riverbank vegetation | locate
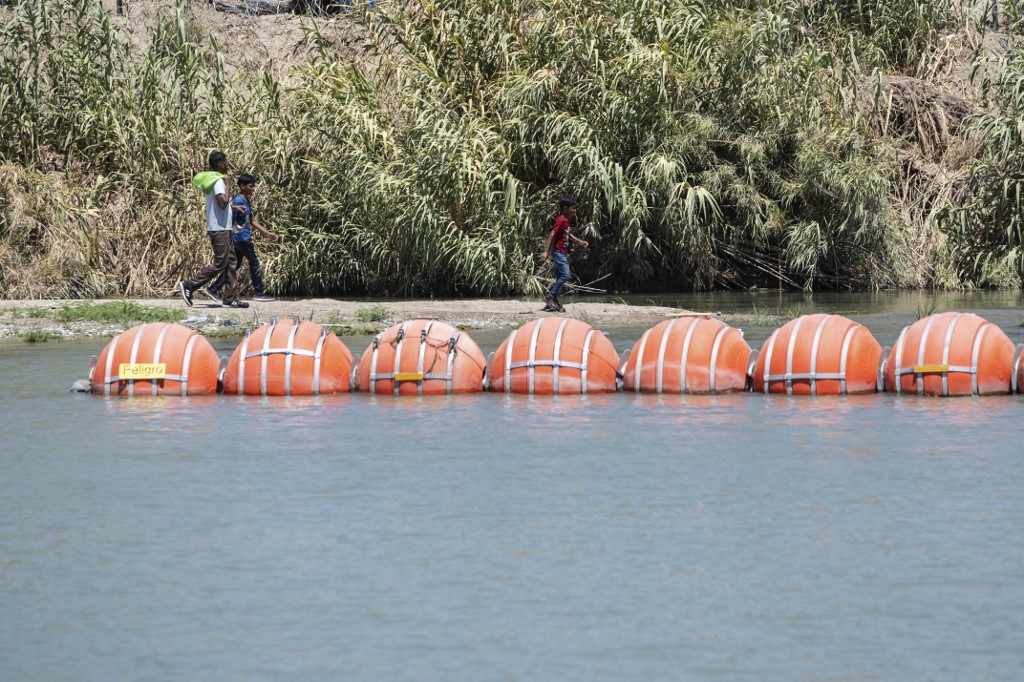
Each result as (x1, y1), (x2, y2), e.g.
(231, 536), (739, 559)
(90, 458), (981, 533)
(1, 0), (1023, 298)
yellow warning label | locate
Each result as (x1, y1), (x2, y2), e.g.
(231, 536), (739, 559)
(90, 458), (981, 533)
(394, 372), (424, 381)
(912, 364), (949, 373)
(119, 363), (167, 380)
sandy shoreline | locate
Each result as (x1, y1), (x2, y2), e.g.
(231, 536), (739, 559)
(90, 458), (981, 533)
(0, 297), (718, 340)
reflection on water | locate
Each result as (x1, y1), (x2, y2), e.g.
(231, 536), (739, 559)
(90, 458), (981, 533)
(2, 306), (1024, 680)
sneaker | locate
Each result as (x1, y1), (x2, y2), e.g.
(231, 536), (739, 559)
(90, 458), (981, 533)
(179, 281), (193, 307)
(224, 300), (249, 309)
(202, 287), (221, 302)
(252, 293), (275, 302)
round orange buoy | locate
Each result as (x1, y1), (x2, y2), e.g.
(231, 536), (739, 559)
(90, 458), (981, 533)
(353, 319), (486, 395)
(620, 317), (751, 394)
(752, 314), (881, 395)
(882, 311), (1014, 396)
(222, 318), (353, 396)
(89, 323), (220, 396)
(486, 316), (619, 394)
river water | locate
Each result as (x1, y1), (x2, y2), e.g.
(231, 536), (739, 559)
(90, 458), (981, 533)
(2, 292), (1023, 680)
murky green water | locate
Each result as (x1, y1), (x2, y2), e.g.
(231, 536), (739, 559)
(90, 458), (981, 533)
(2, 292), (1023, 680)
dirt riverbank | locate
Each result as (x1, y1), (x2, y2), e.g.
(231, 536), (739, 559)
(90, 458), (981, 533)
(0, 297), (726, 340)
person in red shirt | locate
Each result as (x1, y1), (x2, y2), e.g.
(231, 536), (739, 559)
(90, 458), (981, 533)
(540, 195), (589, 312)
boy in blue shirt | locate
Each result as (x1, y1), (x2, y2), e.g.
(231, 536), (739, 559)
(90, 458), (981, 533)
(205, 173), (279, 303)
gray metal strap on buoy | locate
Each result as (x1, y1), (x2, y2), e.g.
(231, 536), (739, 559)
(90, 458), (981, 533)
(412, 321), (434, 396)
(655, 318), (679, 393)
(892, 324), (910, 395)
(707, 320), (730, 394)
(503, 328), (518, 393)
(551, 318), (570, 395)
(760, 324), (779, 395)
(178, 332), (199, 396)
(150, 323), (172, 397)
(437, 330), (460, 394)
(368, 332), (382, 395)
(970, 323), (987, 396)
(939, 313), (960, 396)
(237, 327), (253, 395)
(580, 328), (597, 394)
(783, 315), (806, 395)
(678, 316), (700, 393)
(915, 313), (941, 396)
(527, 317), (543, 395)
(126, 324), (145, 398)
(259, 317), (278, 396)
(632, 323), (654, 392)
(836, 322), (858, 396)
(391, 322), (410, 395)
(806, 315), (828, 396)
(102, 330), (120, 396)
(312, 327), (328, 395)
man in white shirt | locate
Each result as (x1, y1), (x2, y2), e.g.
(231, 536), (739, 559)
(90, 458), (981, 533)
(179, 150), (249, 308)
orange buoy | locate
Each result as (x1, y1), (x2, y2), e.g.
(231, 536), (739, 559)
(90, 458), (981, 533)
(882, 312), (1014, 396)
(222, 318), (353, 396)
(620, 317), (751, 394)
(752, 314), (881, 395)
(486, 317), (619, 394)
(353, 319), (486, 395)
(89, 323), (220, 396)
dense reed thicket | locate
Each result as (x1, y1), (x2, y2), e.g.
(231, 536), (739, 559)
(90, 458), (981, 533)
(1, 0), (1022, 298)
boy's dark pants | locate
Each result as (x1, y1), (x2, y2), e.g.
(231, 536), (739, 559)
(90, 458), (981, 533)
(211, 240), (264, 296)
(184, 230), (238, 303)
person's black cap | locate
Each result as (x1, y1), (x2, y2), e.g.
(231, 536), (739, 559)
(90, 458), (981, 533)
(558, 195), (577, 209)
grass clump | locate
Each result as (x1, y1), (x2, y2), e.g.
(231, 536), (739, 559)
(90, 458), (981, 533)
(200, 326), (247, 339)
(313, 310), (381, 335)
(20, 329), (61, 343)
(317, 311), (346, 326)
(571, 307), (593, 325)
(747, 306), (780, 327)
(355, 305), (390, 323)
(55, 301), (181, 324)
(915, 301), (939, 319)
(331, 324), (382, 336)
(0, 307), (50, 320)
